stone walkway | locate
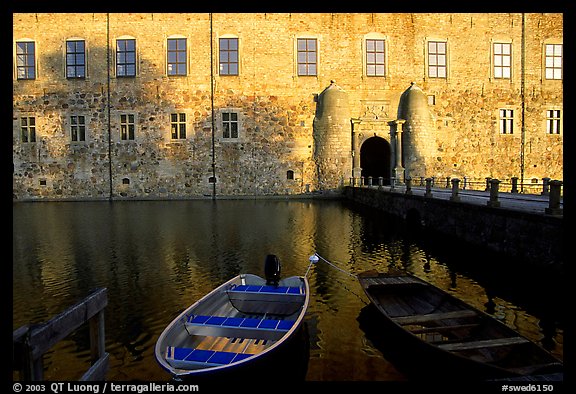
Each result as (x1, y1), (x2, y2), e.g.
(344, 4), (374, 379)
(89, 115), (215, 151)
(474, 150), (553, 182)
(367, 185), (563, 216)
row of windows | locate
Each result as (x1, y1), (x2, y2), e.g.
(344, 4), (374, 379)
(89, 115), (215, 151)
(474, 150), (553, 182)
(19, 111), (241, 143)
(15, 37), (563, 80)
(18, 108), (562, 144)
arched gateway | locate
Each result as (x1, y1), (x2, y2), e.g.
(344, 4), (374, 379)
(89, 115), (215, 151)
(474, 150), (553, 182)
(360, 136), (391, 185)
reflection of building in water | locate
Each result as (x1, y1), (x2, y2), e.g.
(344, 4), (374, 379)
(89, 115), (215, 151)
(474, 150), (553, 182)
(13, 13), (563, 200)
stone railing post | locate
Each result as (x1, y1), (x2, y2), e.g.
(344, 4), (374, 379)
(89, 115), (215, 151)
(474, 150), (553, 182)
(378, 176), (384, 190)
(463, 176), (468, 190)
(485, 177), (492, 192)
(445, 176), (451, 188)
(390, 176), (396, 190)
(367, 176), (373, 187)
(487, 178), (501, 207)
(541, 177), (551, 196)
(545, 180), (563, 215)
(450, 178), (461, 202)
(424, 177), (433, 198)
(361, 176), (366, 187)
(511, 177), (519, 194)
(405, 176), (413, 195)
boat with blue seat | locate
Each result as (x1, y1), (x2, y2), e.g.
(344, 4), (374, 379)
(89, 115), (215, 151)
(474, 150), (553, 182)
(155, 254), (311, 380)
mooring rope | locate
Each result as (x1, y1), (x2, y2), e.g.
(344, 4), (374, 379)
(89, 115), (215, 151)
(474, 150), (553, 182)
(313, 253), (358, 278)
(305, 253), (368, 305)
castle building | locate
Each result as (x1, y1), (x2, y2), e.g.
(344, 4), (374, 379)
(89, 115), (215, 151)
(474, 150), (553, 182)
(13, 13), (563, 200)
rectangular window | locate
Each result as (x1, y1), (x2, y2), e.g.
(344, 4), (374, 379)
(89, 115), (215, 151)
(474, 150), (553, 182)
(366, 39), (385, 77)
(117, 39), (136, 77)
(428, 41), (447, 78)
(66, 40), (86, 78)
(494, 43), (511, 79)
(545, 44), (562, 80)
(170, 113), (186, 139)
(222, 112), (239, 139)
(546, 110), (561, 134)
(219, 38), (239, 76)
(20, 116), (36, 143)
(297, 38), (317, 76)
(167, 38), (187, 76)
(120, 114), (135, 140)
(70, 115), (86, 141)
(16, 41), (35, 80)
(499, 109), (514, 134)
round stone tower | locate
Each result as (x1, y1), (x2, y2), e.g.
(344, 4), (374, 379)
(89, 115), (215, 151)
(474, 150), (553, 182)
(312, 80), (352, 191)
(397, 82), (437, 179)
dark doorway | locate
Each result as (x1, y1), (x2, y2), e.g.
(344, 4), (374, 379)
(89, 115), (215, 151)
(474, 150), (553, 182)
(360, 137), (391, 185)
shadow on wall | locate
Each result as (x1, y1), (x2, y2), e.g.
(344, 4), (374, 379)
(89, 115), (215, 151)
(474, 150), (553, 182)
(13, 45), (316, 199)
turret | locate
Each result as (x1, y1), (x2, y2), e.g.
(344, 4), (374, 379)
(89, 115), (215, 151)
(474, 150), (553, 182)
(397, 82), (436, 178)
(312, 80), (352, 190)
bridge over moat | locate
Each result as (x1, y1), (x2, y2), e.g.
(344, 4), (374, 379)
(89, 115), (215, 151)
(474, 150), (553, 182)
(343, 183), (563, 270)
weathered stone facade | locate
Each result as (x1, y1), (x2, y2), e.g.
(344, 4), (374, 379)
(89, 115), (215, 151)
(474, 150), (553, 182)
(13, 13), (563, 200)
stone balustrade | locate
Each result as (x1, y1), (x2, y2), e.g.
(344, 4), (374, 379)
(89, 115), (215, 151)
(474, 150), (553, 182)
(350, 175), (563, 216)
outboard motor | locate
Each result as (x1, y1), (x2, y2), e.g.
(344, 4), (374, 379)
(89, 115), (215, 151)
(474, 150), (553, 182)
(264, 254), (281, 286)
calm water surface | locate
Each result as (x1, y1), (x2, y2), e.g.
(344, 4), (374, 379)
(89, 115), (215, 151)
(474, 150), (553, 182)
(12, 199), (563, 381)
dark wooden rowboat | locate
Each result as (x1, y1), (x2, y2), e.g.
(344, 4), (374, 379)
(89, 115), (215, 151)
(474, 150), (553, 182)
(358, 270), (563, 380)
(155, 255), (310, 380)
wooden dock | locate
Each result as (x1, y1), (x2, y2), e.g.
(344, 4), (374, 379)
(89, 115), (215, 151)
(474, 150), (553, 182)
(13, 288), (109, 381)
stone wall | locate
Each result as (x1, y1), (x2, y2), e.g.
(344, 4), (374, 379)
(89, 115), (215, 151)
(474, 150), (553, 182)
(13, 13), (563, 200)
(343, 186), (563, 269)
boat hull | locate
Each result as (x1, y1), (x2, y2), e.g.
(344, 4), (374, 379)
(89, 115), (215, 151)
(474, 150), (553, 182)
(155, 274), (310, 380)
(358, 271), (563, 380)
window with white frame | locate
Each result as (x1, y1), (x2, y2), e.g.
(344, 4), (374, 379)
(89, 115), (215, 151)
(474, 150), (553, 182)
(297, 38), (317, 76)
(366, 39), (385, 77)
(120, 113), (136, 140)
(546, 109), (561, 134)
(70, 115), (86, 141)
(494, 42), (511, 79)
(222, 111), (239, 139)
(20, 116), (36, 142)
(167, 38), (187, 76)
(116, 38), (136, 77)
(170, 113), (186, 139)
(219, 38), (239, 76)
(428, 41), (447, 78)
(545, 44), (562, 80)
(66, 40), (86, 79)
(499, 109), (514, 134)
(16, 41), (36, 80)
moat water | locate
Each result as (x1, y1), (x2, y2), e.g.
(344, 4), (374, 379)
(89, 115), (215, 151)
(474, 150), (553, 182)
(12, 199), (563, 381)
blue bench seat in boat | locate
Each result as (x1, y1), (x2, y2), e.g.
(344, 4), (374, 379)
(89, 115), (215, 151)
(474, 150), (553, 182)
(185, 315), (295, 340)
(228, 285), (303, 295)
(226, 284), (305, 315)
(166, 346), (253, 369)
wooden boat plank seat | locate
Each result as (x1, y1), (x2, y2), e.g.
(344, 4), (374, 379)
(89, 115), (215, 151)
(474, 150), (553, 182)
(505, 362), (564, 376)
(409, 323), (480, 334)
(437, 336), (530, 352)
(391, 310), (478, 325)
(185, 315), (295, 340)
(166, 346), (253, 369)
